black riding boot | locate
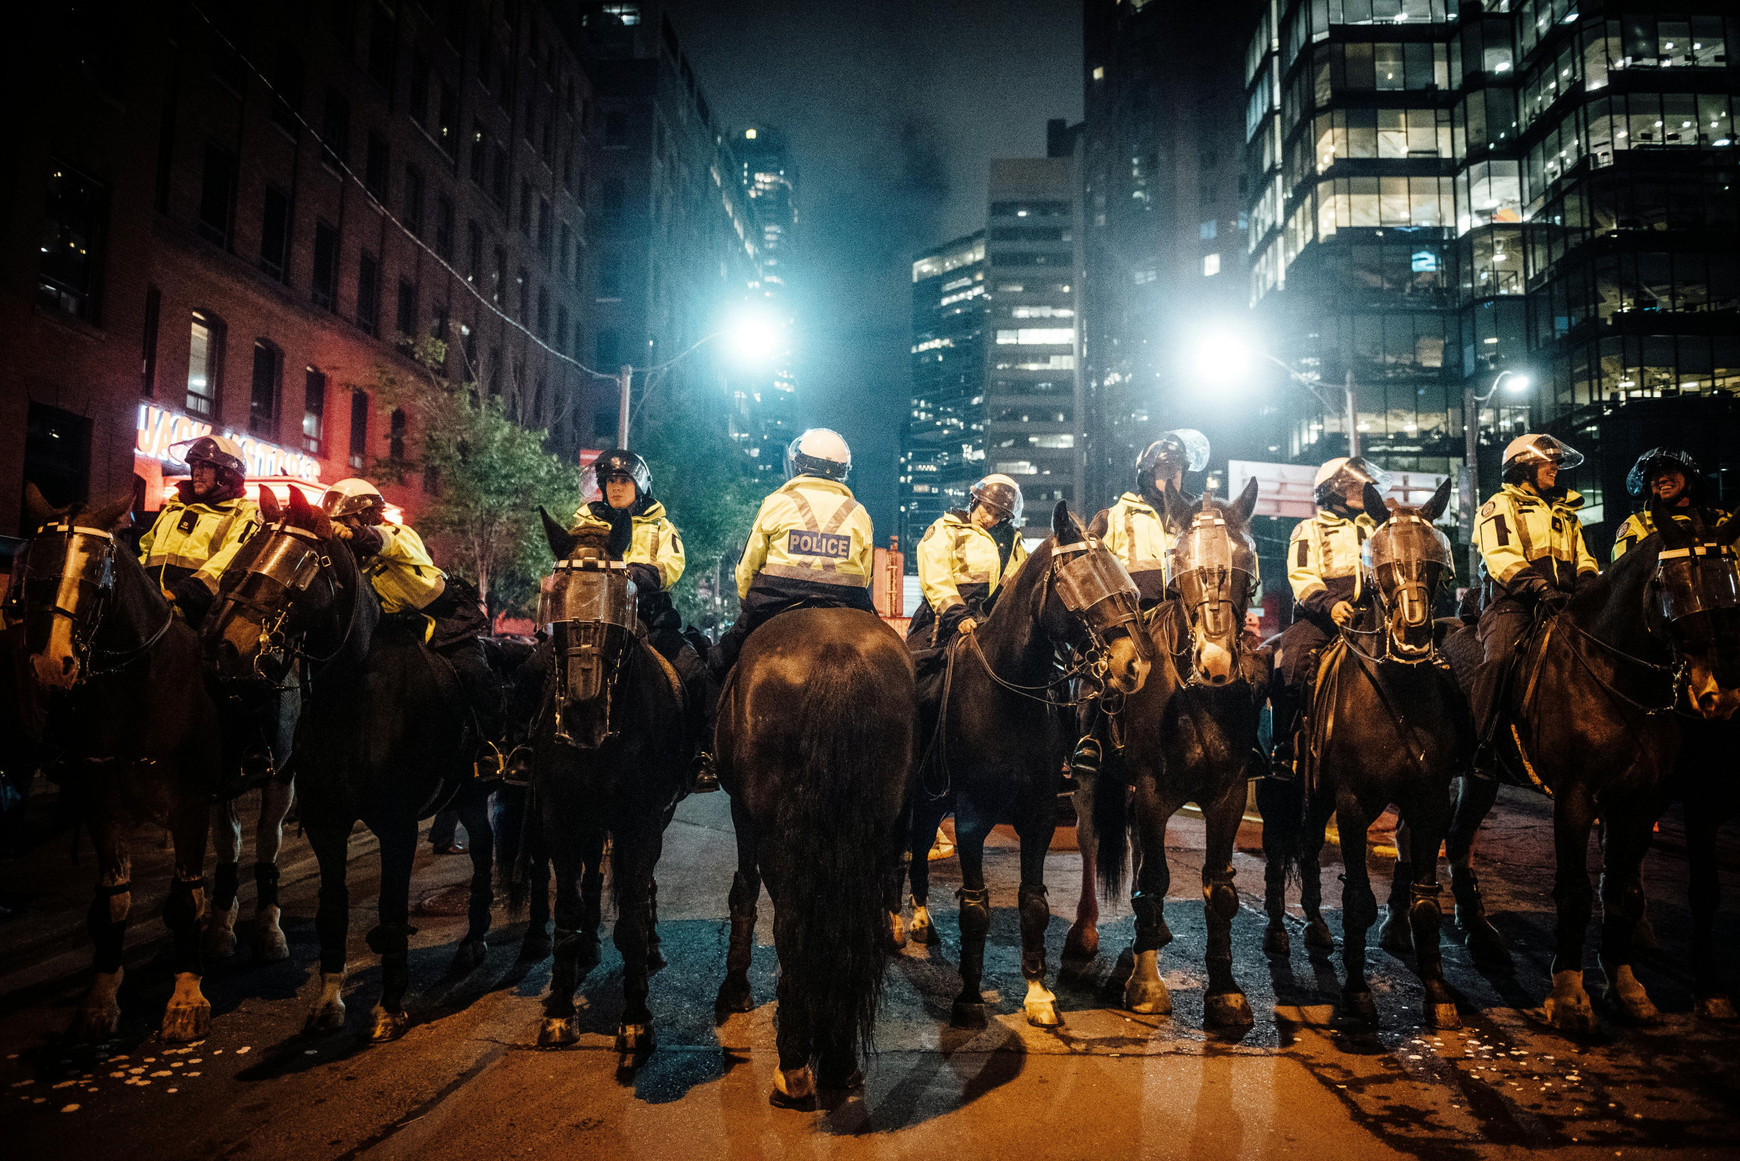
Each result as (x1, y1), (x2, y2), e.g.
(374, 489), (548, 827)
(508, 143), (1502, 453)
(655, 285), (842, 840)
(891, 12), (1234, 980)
(1267, 684), (1300, 783)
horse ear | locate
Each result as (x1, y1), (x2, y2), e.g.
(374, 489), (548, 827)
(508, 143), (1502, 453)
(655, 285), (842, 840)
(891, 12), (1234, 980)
(1231, 475), (1260, 524)
(84, 494), (135, 534)
(1051, 500), (1083, 546)
(1364, 483), (1392, 528)
(1160, 483), (1194, 533)
(285, 484), (314, 526)
(1420, 477), (1452, 524)
(1718, 513), (1740, 547)
(258, 486), (283, 524)
(21, 481), (63, 530)
(541, 506), (577, 559)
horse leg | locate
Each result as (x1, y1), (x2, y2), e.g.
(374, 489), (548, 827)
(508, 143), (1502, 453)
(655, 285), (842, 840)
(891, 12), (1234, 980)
(1404, 790), (1459, 1029)
(365, 820), (418, 1042)
(1598, 813), (1659, 1023)
(612, 825), (662, 1067)
(1300, 803), (1334, 951)
(950, 796), (994, 1028)
(538, 824), (589, 1047)
(1687, 811), (1735, 1019)
(73, 816), (132, 1041)
(1447, 774), (1511, 968)
(1336, 795), (1380, 1027)
(1379, 816), (1415, 956)
(161, 792), (213, 1041)
(769, 883), (817, 1109)
(251, 778), (294, 961)
(717, 796), (761, 1012)
(304, 818), (353, 1034)
(452, 784), (494, 973)
(1255, 777), (1300, 956)
(1201, 780), (1253, 1029)
(905, 797), (946, 946)
(1543, 790), (1599, 1033)
(1063, 772), (1100, 970)
(1124, 783), (1178, 1016)
(203, 798), (242, 960)
(1015, 806), (1060, 1028)
(646, 877), (668, 971)
(523, 849), (553, 961)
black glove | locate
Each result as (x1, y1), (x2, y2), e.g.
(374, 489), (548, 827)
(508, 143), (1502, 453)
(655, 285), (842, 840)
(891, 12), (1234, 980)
(1507, 569), (1553, 605)
(1573, 571), (1600, 594)
(625, 563), (661, 594)
(169, 576), (216, 625)
(346, 523), (385, 555)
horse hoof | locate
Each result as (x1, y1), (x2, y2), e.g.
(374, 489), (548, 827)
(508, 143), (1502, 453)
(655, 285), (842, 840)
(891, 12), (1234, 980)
(451, 939), (488, 974)
(1062, 921), (1100, 971)
(539, 1016), (580, 1047)
(520, 932), (553, 962)
(72, 1004), (121, 1043)
(1462, 922), (1513, 969)
(716, 976), (754, 1014)
(908, 914), (937, 946)
(1603, 966), (1659, 1024)
(1544, 971), (1597, 1034)
(367, 1005), (409, 1042)
(885, 911), (908, 952)
(1205, 991), (1254, 1029)
(1024, 997), (1061, 1027)
(1123, 976), (1173, 1016)
(1337, 990), (1378, 1028)
(646, 946), (668, 974)
(305, 999), (347, 1035)
(950, 997), (987, 1028)
(1304, 919), (1335, 951)
(1379, 909), (1413, 956)
(1263, 924), (1290, 957)
(161, 998), (212, 1042)
(203, 925), (238, 962)
(253, 921), (290, 963)
(1696, 994), (1738, 1021)
(1426, 1001), (1462, 1030)
(769, 1066), (817, 1110)
(615, 1022), (654, 1059)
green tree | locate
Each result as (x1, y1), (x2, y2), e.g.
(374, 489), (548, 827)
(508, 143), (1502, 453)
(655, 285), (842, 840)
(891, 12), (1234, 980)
(370, 339), (577, 621)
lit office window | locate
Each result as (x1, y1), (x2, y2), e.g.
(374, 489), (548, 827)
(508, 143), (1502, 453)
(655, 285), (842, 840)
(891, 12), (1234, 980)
(1204, 253), (1221, 276)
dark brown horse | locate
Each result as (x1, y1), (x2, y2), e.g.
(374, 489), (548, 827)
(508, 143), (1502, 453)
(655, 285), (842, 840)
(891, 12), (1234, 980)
(524, 513), (691, 1065)
(204, 488), (494, 1040)
(6, 487), (219, 1041)
(1085, 479), (1266, 1028)
(714, 605), (915, 1108)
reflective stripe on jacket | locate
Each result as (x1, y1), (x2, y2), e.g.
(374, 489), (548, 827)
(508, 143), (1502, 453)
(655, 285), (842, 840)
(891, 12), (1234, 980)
(1099, 492), (1175, 584)
(139, 495), (262, 592)
(360, 523), (448, 614)
(915, 511), (1027, 614)
(571, 500), (686, 590)
(1476, 483), (1598, 591)
(1611, 506), (1731, 561)
(735, 476), (874, 598)
(1287, 509), (1376, 617)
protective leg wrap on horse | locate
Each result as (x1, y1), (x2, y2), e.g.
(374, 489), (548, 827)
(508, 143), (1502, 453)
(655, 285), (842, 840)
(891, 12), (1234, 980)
(366, 922), (415, 958)
(86, 881), (133, 975)
(1018, 884), (1050, 979)
(1131, 889), (1172, 953)
(955, 886), (991, 1020)
(253, 862), (281, 909)
(213, 861), (241, 911)
(1202, 867), (1239, 924)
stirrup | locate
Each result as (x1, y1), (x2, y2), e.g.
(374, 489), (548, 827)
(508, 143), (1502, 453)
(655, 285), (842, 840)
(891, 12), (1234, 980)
(692, 751), (720, 794)
(1069, 736), (1101, 779)
(472, 741), (505, 782)
(501, 745), (533, 787)
(1470, 739), (1500, 782)
(1265, 742), (1298, 783)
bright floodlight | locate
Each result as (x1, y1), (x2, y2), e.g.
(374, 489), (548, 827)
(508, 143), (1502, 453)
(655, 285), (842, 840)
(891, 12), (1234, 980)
(725, 307), (783, 364)
(1504, 373), (1531, 392)
(1191, 323), (1256, 389)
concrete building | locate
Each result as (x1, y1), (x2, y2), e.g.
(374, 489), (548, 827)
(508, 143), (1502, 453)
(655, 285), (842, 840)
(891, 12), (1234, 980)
(733, 124), (799, 479)
(901, 231), (988, 554)
(6, 0), (599, 536)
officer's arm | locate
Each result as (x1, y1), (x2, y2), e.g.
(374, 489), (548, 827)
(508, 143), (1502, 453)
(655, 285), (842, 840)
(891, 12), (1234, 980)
(849, 508), (875, 587)
(1476, 496), (1536, 588)
(1610, 515), (1642, 563)
(191, 509), (261, 593)
(1572, 518), (1599, 578)
(1003, 537), (1030, 584)
(1287, 523), (1331, 615)
(136, 508), (166, 563)
(916, 524), (964, 613)
(735, 499), (776, 599)
(655, 520), (685, 590)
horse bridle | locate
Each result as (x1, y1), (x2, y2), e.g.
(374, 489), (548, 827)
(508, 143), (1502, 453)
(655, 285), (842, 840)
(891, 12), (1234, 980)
(1360, 512), (1454, 667)
(5, 523), (173, 682)
(1167, 510), (1257, 686)
(543, 555), (640, 746)
(210, 522), (349, 679)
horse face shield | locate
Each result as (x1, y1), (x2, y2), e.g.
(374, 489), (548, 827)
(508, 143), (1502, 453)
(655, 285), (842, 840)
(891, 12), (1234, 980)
(206, 524), (327, 682)
(545, 558), (638, 747)
(1052, 542), (1151, 694)
(1169, 515), (1257, 685)
(8, 525), (116, 691)
(1364, 516), (1454, 662)
(1655, 545), (1740, 717)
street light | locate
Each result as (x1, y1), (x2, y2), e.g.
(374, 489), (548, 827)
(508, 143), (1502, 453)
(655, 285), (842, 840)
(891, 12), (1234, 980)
(608, 305), (785, 448)
(1192, 325), (1361, 457)
(1458, 368), (1531, 578)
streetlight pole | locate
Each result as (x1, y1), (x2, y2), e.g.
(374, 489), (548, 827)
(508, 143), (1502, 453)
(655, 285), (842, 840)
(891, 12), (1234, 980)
(1253, 353), (1359, 458)
(1459, 369), (1528, 580)
(615, 364), (633, 449)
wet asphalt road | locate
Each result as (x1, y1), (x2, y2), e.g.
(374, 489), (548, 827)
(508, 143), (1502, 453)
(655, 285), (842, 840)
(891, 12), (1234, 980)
(2, 783), (1738, 1160)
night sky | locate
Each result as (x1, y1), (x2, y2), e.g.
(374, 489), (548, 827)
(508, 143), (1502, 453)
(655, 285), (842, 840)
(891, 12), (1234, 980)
(662, 0), (1085, 534)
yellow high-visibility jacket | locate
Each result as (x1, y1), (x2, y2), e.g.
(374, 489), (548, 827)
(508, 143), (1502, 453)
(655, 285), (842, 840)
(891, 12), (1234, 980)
(1476, 483), (1598, 593)
(735, 476), (874, 598)
(1287, 509), (1377, 618)
(139, 491), (262, 592)
(915, 511), (1027, 616)
(1096, 492), (1176, 586)
(571, 500), (686, 590)
(359, 523), (448, 614)
(1611, 505), (1732, 561)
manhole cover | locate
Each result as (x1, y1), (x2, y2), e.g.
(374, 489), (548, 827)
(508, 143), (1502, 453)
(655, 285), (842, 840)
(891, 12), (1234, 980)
(416, 885), (474, 916)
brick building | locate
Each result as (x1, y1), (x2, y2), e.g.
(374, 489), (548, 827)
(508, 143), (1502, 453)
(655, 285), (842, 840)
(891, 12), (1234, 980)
(4, 0), (600, 535)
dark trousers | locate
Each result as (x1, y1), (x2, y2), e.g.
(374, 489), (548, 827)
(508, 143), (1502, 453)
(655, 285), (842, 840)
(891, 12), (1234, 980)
(905, 587), (987, 652)
(711, 578), (877, 676)
(1469, 596), (1534, 740)
(1270, 616), (1333, 752)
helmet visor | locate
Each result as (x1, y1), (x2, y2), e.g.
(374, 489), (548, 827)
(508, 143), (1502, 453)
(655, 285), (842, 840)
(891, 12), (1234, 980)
(1514, 434), (1585, 470)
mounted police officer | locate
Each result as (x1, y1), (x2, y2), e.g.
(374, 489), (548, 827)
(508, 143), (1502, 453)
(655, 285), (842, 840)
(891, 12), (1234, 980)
(570, 450), (693, 667)
(1612, 448), (1729, 560)
(1268, 455), (1390, 781)
(1068, 429), (1211, 778)
(1468, 434), (1598, 775)
(909, 474), (1026, 650)
(708, 428), (876, 679)
(320, 479), (505, 776)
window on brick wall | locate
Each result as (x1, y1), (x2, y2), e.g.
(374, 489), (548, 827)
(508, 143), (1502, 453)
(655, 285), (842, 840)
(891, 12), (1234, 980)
(348, 389), (369, 469)
(271, 44), (305, 133)
(470, 121), (487, 185)
(396, 278), (417, 344)
(321, 92), (350, 170)
(491, 143), (509, 206)
(403, 164), (424, 235)
(37, 164), (106, 321)
(466, 219), (482, 282)
(199, 143), (236, 247)
(140, 286), (161, 396)
(367, 2), (395, 88)
(356, 250), (380, 334)
(434, 195), (454, 260)
(250, 339), (282, 437)
(436, 80), (459, 158)
(409, 52), (430, 126)
(187, 310), (222, 418)
(302, 366), (326, 454)
(388, 407), (407, 461)
(260, 184), (291, 280)
(365, 132), (389, 199)
(312, 220), (339, 309)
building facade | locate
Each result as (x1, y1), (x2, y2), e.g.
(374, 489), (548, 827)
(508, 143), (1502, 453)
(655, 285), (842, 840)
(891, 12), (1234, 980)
(733, 123), (799, 479)
(1241, 0), (1740, 554)
(7, 0), (600, 535)
(901, 231), (988, 553)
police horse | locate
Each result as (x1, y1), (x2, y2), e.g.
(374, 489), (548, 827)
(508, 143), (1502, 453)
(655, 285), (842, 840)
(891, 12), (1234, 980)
(204, 487), (497, 1040)
(6, 487), (219, 1041)
(904, 501), (1153, 1029)
(522, 514), (691, 1064)
(1260, 480), (1472, 1028)
(1433, 503), (1740, 1030)
(1082, 480), (1268, 1027)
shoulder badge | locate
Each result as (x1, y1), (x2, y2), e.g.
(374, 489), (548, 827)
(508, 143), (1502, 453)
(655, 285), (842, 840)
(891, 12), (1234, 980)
(1478, 501), (1495, 518)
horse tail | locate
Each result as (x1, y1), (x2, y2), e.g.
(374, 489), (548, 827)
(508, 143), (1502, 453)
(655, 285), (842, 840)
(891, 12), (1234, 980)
(774, 640), (893, 1061)
(1092, 765), (1130, 903)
